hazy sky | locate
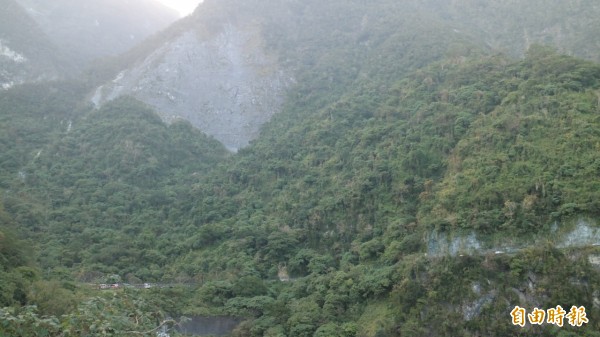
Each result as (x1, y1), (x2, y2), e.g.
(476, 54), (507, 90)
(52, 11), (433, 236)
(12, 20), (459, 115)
(156, 0), (203, 16)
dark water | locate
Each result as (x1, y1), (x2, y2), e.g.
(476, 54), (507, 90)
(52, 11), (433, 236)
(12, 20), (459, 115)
(176, 316), (243, 336)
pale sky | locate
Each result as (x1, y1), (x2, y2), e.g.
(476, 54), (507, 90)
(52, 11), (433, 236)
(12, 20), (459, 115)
(156, 0), (203, 17)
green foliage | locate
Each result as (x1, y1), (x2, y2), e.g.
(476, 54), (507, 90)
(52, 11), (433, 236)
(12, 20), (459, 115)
(0, 306), (61, 337)
(0, 226), (35, 308)
(0, 291), (182, 337)
(313, 322), (357, 337)
(3, 0), (600, 335)
(173, 48), (600, 336)
(1, 91), (228, 279)
(423, 49), (600, 233)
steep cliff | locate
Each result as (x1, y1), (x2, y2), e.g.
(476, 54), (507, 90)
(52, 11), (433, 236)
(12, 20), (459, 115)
(92, 20), (289, 151)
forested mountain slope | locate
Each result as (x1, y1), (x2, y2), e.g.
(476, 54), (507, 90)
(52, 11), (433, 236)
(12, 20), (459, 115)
(0, 87), (228, 279)
(165, 47), (600, 337)
(416, 0), (600, 61)
(89, 0), (482, 150)
(0, 83), (229, 335)
(2, 0), (600, 336)
(91, 0), (600, 152)
(4, 48), (598, 337)
(421, 47), (600, 234)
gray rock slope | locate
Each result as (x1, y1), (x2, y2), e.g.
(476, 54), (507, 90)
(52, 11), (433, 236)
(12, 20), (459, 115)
(92, 19), (290, 152)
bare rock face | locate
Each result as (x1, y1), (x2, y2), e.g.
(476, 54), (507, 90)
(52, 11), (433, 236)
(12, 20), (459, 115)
(92, 22), (290, 151)
(0, 39), (45, 90)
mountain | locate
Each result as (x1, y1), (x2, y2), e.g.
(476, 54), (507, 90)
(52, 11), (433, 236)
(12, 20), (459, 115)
(168, 45), (600, 337)
(90, 0), (480, 151)
(0, 0), (63, 89)
(90, 1), (294, 151)
(2, 0), (600, 336)
(0, 0), (178, 88)
(0, 84), (228, 277)
(15, 0), (179, 70)
(416, 0), (600, 61)
(90, 0), (600, 152)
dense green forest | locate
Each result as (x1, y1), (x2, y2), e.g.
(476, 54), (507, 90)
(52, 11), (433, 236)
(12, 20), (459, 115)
(2, 0), (600, 336)
(2, 47), (600, 337)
